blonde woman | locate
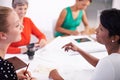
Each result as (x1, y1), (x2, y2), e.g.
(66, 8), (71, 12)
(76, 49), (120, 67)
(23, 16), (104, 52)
(0, 6), (36, 80)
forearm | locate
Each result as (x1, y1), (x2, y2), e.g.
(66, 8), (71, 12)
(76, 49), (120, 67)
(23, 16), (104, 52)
(56, 27), (79, 35)
(7, 46), (21, 54)
(56, 27), (71, 34)
(77, 49), (99, 67)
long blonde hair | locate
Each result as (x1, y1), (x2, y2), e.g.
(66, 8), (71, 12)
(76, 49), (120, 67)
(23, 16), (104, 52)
(0, 6), (12, 33)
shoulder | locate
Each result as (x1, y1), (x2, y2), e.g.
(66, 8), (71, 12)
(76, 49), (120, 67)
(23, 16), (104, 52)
(61, 6), (70, 13)
(23, 17), (32, 22)
(0, 58), (17, 79)
(96, 54), (120, 73)
(0, 57), (13, 68)
(59, 8), (67, 17)
(91, 54), (120, 80)
(61, 8), (67, 14)
(0, 57), (15, 74)
(81, 10), (85, 15)
(24, 17), (31, 20)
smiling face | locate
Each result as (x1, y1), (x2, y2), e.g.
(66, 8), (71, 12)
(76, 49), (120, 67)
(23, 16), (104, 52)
(6, 10), (23, 43)
(96, 23), (113, 45)
(76, 0), (90, 10)
(14, 4), (28, 19)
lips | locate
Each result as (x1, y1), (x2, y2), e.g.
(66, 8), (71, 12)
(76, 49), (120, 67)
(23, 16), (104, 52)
(96, 34), (98, 39)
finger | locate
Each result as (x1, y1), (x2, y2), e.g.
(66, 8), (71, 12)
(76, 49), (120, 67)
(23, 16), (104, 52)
(65, 47), (71, 52)
(62, 42), (72, 48)
(65, 47), (69, 52)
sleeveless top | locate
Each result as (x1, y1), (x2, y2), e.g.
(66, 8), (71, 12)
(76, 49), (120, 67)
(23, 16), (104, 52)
(0, 57), (18, 80)
(55, 7), (83, 37)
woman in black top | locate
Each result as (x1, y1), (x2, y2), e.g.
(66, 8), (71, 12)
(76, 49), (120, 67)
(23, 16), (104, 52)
(0, 57), (17, 80)
(0, 6), (36, 80)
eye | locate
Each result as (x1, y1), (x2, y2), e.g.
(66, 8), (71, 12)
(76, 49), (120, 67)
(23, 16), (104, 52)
(100, 27), (103, 31)
(16, 23), (20, 28)
(79, 0), (83, 1)
(24, 8), (27, 10)
(16, 25), (19, 27)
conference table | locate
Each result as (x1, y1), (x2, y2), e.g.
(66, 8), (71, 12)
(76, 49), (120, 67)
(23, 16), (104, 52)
(5, 35), (108, 80)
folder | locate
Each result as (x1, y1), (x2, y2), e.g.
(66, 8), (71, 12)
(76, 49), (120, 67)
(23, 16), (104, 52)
(6, 56), (27, 70)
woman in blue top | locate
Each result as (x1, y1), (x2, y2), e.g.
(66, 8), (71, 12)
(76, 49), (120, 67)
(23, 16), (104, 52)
(55, 0), (92, 37)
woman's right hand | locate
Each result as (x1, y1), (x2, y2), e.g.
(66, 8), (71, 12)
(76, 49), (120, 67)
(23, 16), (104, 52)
(21, 47), (28, 53)
(62, 42), (79, 52)
(71, 30), (80, 35)
(17, 69), (37, 80)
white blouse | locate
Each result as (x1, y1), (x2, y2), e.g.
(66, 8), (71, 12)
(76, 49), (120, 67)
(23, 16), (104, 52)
(91, 53), (120, 80)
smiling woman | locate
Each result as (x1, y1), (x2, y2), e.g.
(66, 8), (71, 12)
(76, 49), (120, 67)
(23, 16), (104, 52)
(62, 8), (120, 80)
(7, 0), (47, 54)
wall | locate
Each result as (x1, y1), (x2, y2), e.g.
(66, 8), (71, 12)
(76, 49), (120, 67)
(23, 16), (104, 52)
(0, 0), (12, 8)
(0, 0), (75, 40)
(26, 0), (75, 40)
(0, 0), (118, 41)
(112, 0), (120, 9)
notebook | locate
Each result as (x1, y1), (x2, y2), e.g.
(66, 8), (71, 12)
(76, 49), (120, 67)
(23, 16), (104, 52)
(6, 56), (27, 70)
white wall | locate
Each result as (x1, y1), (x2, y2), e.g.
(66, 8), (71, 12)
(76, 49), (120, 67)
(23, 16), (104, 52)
(112, 0), (120, 9)
(0, 0), (12, 8)
(1, 0), (119, 40)
(26, 0), (75, 40)
(0, 0), (75, 40)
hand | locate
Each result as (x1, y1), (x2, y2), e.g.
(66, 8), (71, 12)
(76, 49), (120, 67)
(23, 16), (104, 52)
(71, 30), (80, 35)
(21, 47), (28, 53)
(62, 42), (79, 52)
(17, 69), (31, 80)
(49, 69), (64, 80)
(80, 30), (88, 35)
(26, 77), (37, 80)
(36, 39), (47, 48)
(81, 27), (96, 35)
(17, 69), (37, 80)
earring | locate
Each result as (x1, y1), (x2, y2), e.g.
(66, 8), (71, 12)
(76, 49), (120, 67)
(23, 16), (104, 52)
(112, 40), (115, 42)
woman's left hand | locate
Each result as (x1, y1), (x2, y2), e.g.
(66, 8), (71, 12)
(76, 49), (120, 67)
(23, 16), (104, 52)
(35, 39), (47, 48)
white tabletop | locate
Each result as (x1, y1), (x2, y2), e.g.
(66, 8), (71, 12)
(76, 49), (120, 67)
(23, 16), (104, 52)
(5, 35), (108, 80)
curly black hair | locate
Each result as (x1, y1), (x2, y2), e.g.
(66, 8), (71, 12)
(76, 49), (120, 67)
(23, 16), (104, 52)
(100, 8), (120, 44)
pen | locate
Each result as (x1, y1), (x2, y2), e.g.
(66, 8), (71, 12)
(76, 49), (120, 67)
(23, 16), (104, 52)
(24, 63), (31, 77)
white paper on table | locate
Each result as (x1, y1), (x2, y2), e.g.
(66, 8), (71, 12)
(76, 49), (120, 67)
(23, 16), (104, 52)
(72, 41), (106, 53)
(28, 57), (57, 80)
(28, 35), (107, 80)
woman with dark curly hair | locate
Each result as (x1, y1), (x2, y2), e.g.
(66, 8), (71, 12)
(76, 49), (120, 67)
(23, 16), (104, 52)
(63, 8), (120, 80)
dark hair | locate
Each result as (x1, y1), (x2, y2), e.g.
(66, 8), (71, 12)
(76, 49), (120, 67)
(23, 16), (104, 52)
(0, 6), (12, 33)
(100, 8), (120, 43)
(89, 0), (92, 3)
(12, 0), (28, 8)
(78, 0), (92, 3)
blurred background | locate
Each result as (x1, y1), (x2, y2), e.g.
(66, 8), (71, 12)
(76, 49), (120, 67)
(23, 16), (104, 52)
(0, 0), (119, 41)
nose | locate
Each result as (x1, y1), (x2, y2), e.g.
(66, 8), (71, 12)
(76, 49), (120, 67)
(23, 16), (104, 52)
(21, 9), (26, 14)
(95, 27), (99, 34)
(20, 24), (24, 32)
